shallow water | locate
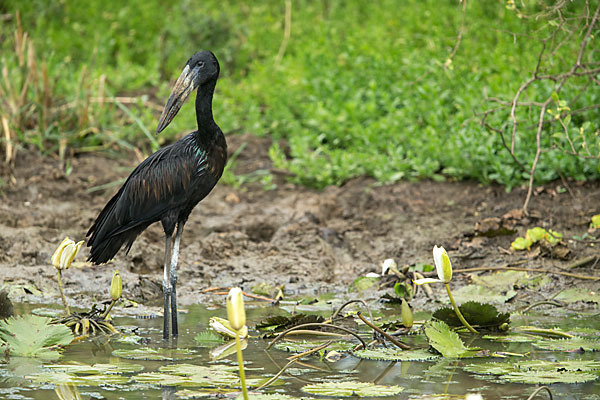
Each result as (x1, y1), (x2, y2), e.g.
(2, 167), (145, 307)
(1, 302), (599, 399)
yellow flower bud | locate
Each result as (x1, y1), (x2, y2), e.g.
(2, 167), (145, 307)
(433, 245), (452, 283)
(111, 270), (122, 301)
(51, 238), (84, 270)
(226, 287), (246, 332)
(401, 299), (413, 329)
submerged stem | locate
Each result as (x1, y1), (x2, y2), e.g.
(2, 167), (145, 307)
(445, 283), (478, 334)
(235, 332), (249, 400)
(56, 269), (70, 315)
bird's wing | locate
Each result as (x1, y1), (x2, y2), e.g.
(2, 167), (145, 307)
(88, 140), (208, 241)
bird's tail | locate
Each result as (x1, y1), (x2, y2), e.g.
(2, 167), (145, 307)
(87, 192), (143, 264)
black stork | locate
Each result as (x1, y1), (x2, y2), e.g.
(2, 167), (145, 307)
(87, 51), (227, 339)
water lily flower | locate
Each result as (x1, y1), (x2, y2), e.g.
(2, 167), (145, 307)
(209, 316), (248, 339)
(227, 287), (246, 332)
(413, 245), (452, 285)
(111, 270), (123, 301)
(51, 237), (84, 270)
(225, 287), (249, 400)
(413, 245), (478, 334)
(381, 258), (398, 276)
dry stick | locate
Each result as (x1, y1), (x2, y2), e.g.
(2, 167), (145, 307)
(274, 0), (292, 66)
(567, 255), (600, 269)
(527, 386), (554, 400)
(445, 266), (600, 281)
(356, 312), (410, 350)
(257, 341), (332, 390)
(265, 323), (366, 351)
(520, 300), (564, 313)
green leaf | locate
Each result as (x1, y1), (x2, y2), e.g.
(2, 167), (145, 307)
(533, 337), (600, 352)
(433, 301), (510, 329)
(301, 381), (404, 397)
(274, 340), (355, 353)
(194, 330), (225, 346)
(46, 361), (144, 375)
(349, 276), (379, 292)
(112, 347), (196, 361)
(0, 315), (73, 360)
(554, 288), (600, 304)
(424, 320), (471, 358)
(452, 285), (516, 304)
(353, 348), (439, 361)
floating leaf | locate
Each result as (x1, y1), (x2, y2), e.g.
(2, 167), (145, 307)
(424, 321), (471, 358)
(28, 371), (130, 386)
(352, 348), (439, 361)
(301, 381), (404, 397)
(349, 276), (379, 292)
(533, 337), (600, 352)
(133, 364), (264, 388)
(256, 313), (325, 335)
(451, 285), (516, 304)
(481, 334), (537, 343)
(464, 359), (600, 384)
(46, 361), (144, 374)
(433, 301), (509, 329)
(0, 315), (73, 359)
(194, 330), (225, 346)
(554, 288), (600, 304)
(112, 347), (196, 361)
(274, 340), (355, 353)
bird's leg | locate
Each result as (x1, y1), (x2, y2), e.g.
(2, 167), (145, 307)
(169, 223), (184, 337)
(163, 233), (173, 340)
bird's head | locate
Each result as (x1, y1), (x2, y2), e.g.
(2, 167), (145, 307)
(156, 51), (220, 134)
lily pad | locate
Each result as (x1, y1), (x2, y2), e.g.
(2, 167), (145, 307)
(274, 340), (355, 353)
(481, 334), (537, 343)
(28, 371), (130, 386)
(301, 380), (404, 397)
(554, 288), (600, 304)
(352, 348), (439, 361)
(349, 276), (380, 292)
(194, 330), (225, 346)
(46, 361), (144, 374)
(433, 301), (509, 329)
(0, 315), (73, 360)
(533, 337), (600, 352)
(425, 321), (472, 358)
(451, 285), (516, 304)
(464, 359), (600, 384)
(256, 313), (325, 336)
(112, 347), (196, 361)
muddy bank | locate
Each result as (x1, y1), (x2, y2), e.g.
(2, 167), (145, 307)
(1, 134), (598, 309)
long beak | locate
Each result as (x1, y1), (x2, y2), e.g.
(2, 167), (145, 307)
(156, 65), (198, 134)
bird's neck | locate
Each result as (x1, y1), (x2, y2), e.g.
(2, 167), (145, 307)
(194, 80), (218, 146)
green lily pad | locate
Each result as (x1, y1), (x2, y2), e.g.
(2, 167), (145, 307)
(27, 371), (130, 386)
(481, 334), (537, 343)
(451, 285), (516, 304)
(352, 348), (439, 361)
(433, 301), (509, 329)
(533, 337), (600, 352)
(425, 321), (473, 358)
(349, 276), (380, 293)
(464, 359), (600, 384)
(274, 340), (355, 353)
(256, 313), (325, 336)
(235, 395), (301, 400)
(133, 364), (264, 388)
(0, 315), (73, 360)
(112, 347), (196, 361)
(301, 380), (404, 397)
(554, 288), (600, 304)
(194, 330), (225, 346)
(46, 361), (144, 374)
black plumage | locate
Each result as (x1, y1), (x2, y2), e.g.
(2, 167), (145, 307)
(87, 51), (227, 339)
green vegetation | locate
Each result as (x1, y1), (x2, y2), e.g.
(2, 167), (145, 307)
(1, 0), (598, 188)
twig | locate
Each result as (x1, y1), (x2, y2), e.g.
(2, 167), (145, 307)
(356, 312), (410, 350)
(331, 299), (374, 324)
(567, 255), (599, 269)
(527, 386), (553, 400)
(520, 300), (564, 313)
(265, 323), (366, 351)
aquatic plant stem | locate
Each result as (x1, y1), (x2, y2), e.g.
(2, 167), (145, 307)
(56, 269), (70, 315)
(445, 283), (478, 334)
(101, 299), (117, 320)
(235, 332), (249, 400)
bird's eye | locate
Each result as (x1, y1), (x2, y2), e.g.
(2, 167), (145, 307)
(197, 61), (205, 68)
